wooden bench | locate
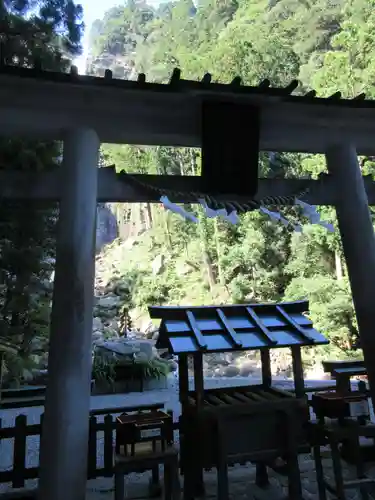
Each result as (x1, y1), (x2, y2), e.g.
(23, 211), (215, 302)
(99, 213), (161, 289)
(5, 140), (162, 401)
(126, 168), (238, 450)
(310, 419), (375, 500)
(113, 409), (180, 500)
(332, 366), (368, 394)
(322, 360), (367, 394)
(114, 444), (180, 500)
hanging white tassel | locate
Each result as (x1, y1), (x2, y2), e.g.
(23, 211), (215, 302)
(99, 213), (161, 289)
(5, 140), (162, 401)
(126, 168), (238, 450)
(198, 198), (226, 218)
(295, 199), (335, 232)
(319, 221), (335, 233)
(259, 206), (280, 221)
(160, 196), (198, 223)
(198, 199), (240, 225)
(260, 206), (290, 226)
(225, 210), (240, 225)
(260, 206), (304, 232)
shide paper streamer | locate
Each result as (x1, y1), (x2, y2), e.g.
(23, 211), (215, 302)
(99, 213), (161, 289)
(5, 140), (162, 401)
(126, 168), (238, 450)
(295, 199), (335, 233)
(160, 196), (198, 223)
(198, 198), (239, 225)
(160, 195), (334, 233)
(119, 169), (333, 232)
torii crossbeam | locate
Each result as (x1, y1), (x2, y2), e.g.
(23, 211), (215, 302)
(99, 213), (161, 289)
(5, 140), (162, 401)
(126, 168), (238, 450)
(1, 64), (375, 500)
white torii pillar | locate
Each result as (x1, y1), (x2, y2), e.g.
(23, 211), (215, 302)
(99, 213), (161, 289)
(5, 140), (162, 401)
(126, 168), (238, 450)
(325, 143), (375, 404)
(38, 129), (99, 500)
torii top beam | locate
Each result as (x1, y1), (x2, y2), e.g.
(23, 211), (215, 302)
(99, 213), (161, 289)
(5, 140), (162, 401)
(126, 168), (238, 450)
(1, 65), (375, 154)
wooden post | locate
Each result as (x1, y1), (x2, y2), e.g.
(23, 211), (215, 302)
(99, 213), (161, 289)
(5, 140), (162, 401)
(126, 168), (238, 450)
(191, 352), (205, 497)
(326, 143), (375, 407)
(291, 346), (305, 398)
(257, 348), (272, 488)
(38, 129), (99, 500)
(260, 349), (272, 388)
(193, 353), (204, 409)
(178, 354), (189, 409)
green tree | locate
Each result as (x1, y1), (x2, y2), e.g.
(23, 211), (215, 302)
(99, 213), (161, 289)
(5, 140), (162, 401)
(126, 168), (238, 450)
(88, 0), (368, 364)
(0, 0), (83, 385)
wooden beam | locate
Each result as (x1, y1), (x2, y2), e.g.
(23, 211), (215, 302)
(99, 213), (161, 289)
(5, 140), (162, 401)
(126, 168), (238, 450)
(38, 128), (99, 500)
(2, 72), (375, 154)
(0, 167), (353, 205)
(326, 144), (375, 416)
(2, 167), (375, 205)
(201, 101), (260, 196)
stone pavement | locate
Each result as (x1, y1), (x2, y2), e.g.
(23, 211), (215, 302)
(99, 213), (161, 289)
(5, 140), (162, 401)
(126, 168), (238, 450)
(86, 451), (375, 499)
(2, 377), (373, 498)
(84, 377), (374, 499)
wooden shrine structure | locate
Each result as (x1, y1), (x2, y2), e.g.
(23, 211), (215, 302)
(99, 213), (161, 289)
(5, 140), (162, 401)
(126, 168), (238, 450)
(1, 64), (375, 500)
(150, 300), (328, 499)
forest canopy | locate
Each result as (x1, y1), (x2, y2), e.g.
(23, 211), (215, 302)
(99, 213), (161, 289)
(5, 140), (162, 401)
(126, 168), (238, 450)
(1, 0), (372, 386)
(86, 0), (375, 363)
(0, 0), (83, 384)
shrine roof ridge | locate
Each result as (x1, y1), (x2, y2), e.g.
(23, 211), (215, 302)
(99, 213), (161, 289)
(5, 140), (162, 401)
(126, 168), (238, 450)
(0, 63), (372, 108)
(150, 300), (329, 355)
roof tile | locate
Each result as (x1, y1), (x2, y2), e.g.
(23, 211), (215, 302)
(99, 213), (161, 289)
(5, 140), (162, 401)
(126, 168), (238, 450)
(149, 300), (329, 354)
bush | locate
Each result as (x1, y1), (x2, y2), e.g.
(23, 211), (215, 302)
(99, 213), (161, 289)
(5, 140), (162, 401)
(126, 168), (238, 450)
(91, 354), (170, 391)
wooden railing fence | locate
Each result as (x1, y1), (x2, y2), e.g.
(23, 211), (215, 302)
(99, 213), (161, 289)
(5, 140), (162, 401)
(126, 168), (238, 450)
(0, 403), (164, 488)
(0, 380), (351, 488)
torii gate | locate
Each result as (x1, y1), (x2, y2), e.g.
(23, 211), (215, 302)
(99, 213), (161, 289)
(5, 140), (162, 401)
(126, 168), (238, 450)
(1, 64), (375, 500)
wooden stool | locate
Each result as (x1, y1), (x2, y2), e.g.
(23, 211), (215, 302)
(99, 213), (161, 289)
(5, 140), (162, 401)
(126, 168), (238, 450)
(114, 443), (180, 500)
(114, 409), (179, 499)
(213, 406), (304, 500)
(310, 420), (375, 500)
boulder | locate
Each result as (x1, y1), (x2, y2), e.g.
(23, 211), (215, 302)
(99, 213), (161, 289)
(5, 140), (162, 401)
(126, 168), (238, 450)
(270, 349), (293, 378)
(104, 318), (119, 330)
(146, 328), (159, 340)
(213, 367), (225, 377)
(97, 295), (121, 309)
(152, 254), (165, 275)
(96, 204), (118, 252)
(205, 353), (229, 368)
(132, 339), (155, 360)
(159, 350), (173, 360)
(112, 282), (131, 296)
(95, 308), (117, 320)
(94, 338), (156, 361)
(92, 331), (104, 344)
(167, 359), (178, 372)
(175, 261), (195, 276)
(224, 365), (240, 377)
(95, 340), (138, 357)
(123, 238), (139, 250)
(92, 317), (103, 332)
(30, 368), (48, 385)
(305, 364), (327, 380)
(237, 360), (255, 377)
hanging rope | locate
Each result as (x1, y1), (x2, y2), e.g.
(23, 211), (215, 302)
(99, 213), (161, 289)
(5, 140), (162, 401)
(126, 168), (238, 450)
(117, 169), (335, 231)
(117, 169), (310, 214)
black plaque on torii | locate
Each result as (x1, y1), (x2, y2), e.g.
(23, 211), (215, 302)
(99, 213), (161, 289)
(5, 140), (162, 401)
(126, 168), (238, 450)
(201, 100), (260, 197)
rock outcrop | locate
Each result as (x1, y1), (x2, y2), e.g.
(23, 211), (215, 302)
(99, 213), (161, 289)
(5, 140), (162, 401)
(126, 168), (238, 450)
(96, 204), (118, 253)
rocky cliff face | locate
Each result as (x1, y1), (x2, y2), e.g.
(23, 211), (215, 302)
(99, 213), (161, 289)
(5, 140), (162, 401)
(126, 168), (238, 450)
(26, 228), (323, 386)
(96, 204), (118, 253)
(90, 237), (302, 381)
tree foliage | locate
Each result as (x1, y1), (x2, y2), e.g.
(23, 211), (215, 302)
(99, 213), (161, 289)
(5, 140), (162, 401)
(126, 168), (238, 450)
(86, 0), (374, 366)
(0, 0), (83, 385)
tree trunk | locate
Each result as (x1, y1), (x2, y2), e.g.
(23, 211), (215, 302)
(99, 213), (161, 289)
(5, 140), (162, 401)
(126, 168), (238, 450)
(203, 249), (216, 291)
(144, 203), (153, 230)
(198, 213), (216, 292)
(214, 219), (225, 286)
(116, 204), (127, 239)
(190, 150), (197, 176)
(335, 250), (343, 280)
(163, 210), (173, 250)
(134, 204), (143, 235)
